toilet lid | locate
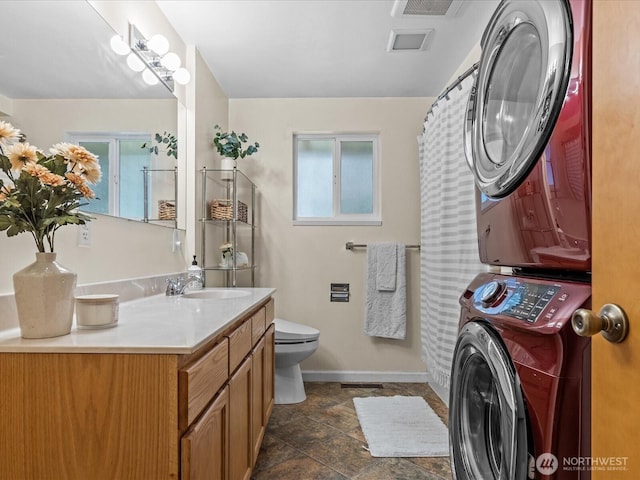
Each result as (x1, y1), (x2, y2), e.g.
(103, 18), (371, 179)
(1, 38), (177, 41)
(274, 318), (320, 342)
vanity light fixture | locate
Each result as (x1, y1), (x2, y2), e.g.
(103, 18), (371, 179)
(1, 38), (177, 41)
(126, 52), (146, 72)
(142, 68), (160, 86)
(126, 23), (191, 91)
(110, 35), (130, 56)
(147, 34), (170, 56)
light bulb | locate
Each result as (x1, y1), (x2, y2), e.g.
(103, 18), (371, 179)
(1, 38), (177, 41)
(110, 35), (130, 56)
(142, 68), (160, 85)
(160, 52), (181, 71)
(173, 67), (191, 85)
(147, 34), (169, 56)
(126, 53), (145, 72)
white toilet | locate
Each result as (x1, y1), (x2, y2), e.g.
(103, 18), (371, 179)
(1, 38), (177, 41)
(274, 318), (320, 404)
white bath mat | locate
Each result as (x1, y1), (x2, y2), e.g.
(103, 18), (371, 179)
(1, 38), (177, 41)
(353, 395), (449, 457)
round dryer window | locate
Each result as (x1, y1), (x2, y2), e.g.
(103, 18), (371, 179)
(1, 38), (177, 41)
(464, 0), (573, 198)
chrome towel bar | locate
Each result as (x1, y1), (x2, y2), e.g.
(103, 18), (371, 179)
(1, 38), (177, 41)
(345, 242), (421, 251)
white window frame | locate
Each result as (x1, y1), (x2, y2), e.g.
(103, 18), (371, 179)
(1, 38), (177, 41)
(66, 131), (151, 217)
(293, 133), (381, 226)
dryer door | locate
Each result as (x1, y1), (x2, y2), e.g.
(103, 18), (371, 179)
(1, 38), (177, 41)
(449, 321), (531, 480)
(465, 0), (572, 198)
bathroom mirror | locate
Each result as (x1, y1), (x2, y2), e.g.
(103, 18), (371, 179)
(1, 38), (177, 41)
(0, 1), (183, 229)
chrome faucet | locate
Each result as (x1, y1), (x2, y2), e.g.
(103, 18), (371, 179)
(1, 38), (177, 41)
(166, 276), (185, 296)
(166, 273), (204, 296)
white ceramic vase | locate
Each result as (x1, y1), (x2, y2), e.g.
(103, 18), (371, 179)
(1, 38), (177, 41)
(221, 157), (237, 181)
(13, 252), (77, 339)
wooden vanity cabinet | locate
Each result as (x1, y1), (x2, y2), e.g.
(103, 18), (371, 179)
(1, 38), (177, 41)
(0, 297), (275, 480)
(181, 297), (275, 480)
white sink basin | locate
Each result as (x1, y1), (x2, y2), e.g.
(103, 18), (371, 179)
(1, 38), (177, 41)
(181, 289), (251, 300)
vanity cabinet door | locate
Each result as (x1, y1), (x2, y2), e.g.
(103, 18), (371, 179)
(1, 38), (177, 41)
(229, 356), (253, 480)
(251, 337), (266, 464)
(181, 386), (230, 480)
(263, 323), (275, 422)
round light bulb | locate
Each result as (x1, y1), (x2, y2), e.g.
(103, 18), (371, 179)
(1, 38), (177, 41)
(160, 52), (181, 71)
(110, 35), (130, 56)
(142, 68), (160, 85)
(126, 53), (145, 72)
(172, 67), (191, 85)
(147, 34), (170, 56)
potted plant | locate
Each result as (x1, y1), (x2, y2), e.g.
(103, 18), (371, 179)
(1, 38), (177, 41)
(0, 121), (101, 338)
(141, 131), (177, 159)
(212, 124), (259, 176)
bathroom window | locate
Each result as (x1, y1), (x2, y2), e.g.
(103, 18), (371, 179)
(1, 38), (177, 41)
(65, 132), (153, 219)
(293, 134), (380, 225)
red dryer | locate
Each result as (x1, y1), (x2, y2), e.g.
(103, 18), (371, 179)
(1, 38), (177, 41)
(464, 0), (591, 273)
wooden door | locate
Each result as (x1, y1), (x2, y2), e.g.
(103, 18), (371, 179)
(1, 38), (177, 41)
(251, 336), (266, 464)
(263, 323), (275, 422)
(229, 356), (253, 480)
(181, 387), (229, 480)
(592, 1), (640, 474)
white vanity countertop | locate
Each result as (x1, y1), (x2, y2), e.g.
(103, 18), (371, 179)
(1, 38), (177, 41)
(0, 288), (276, 354)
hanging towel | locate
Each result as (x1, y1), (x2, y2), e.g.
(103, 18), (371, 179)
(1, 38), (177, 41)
(365, 243), (406, 339)
(375, 243), (397, 291)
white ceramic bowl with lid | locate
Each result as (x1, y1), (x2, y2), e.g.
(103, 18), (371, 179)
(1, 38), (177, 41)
(75, 294), (119, 329)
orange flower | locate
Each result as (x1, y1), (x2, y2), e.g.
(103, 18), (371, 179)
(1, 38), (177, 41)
(0, 184), (13, 201)
(65, 172), (96, 199)
(0, 121), (20, 146)
(51, 143), (101, 184)
(6, 142), (38, 171)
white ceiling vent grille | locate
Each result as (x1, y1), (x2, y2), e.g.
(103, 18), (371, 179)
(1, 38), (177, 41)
(387, 29), (434, 52)
(391, 0), (463, 18)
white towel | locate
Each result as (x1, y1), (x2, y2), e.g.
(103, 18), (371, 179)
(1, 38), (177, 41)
(375, 243), (397, 291)
(365, 243), (406, 339)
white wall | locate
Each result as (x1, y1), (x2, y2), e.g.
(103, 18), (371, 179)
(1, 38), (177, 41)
(229, 97), (433, 374)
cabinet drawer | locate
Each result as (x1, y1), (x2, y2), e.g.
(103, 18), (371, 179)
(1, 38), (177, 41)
(228, 319), (252, 373)
(265, 298), (275, 325)
(251, 307), (266, 345)
(179, 339), (229, 430)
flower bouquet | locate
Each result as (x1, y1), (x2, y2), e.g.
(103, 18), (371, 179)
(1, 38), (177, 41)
(0, 121), (102, 338)
(0, 121), (101, 252)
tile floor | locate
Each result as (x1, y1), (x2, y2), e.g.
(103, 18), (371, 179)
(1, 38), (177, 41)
(251, 382), (451, 480)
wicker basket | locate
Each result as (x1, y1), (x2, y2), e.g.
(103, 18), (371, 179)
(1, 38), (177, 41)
(158, 200), (176, 220)
(210, 199), (248, 223)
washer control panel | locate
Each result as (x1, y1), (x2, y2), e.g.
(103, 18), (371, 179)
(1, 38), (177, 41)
(474, 278), (560, 323)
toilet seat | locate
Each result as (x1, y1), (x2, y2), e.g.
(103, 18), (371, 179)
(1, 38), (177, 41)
(274, 318), (320, 344)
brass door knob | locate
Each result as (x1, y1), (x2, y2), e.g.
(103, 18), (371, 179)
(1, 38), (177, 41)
(571, 304), (629, 343)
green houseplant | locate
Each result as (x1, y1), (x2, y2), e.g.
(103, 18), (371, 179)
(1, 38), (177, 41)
(212, 124), (259, 161)
(141, 131), (177, 159)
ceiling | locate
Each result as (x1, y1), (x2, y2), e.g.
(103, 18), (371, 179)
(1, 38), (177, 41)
(0, 1), (172, 100)
(157, 0), (500, 99)
(0, 0), (500, 101)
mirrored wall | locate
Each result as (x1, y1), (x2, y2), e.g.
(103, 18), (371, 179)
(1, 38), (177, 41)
(0, 0), (183, 228)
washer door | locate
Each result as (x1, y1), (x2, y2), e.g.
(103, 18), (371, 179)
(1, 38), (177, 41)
(449, 321), (530, 480)
(465, 0), (572, 198)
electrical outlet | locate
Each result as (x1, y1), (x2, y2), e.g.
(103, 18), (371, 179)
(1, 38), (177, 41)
(77, 223), (91, 247)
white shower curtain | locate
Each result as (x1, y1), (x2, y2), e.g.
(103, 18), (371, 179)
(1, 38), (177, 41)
(418, 74), (486, 404)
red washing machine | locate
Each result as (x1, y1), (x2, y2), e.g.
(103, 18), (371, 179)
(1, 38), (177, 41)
(464, 0), (591, 273)
(450, 272), (591, 479)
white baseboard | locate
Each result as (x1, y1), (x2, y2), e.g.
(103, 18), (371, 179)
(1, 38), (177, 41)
(302, 370), (429, 383)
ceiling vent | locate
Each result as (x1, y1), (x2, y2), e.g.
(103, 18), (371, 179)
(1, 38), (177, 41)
(391, 0), (463, 18)
(387, 29), (434, 52)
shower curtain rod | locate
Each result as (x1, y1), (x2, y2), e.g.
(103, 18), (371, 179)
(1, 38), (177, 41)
(345, 242), (421, 251)
(424, 62), (479, 122)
